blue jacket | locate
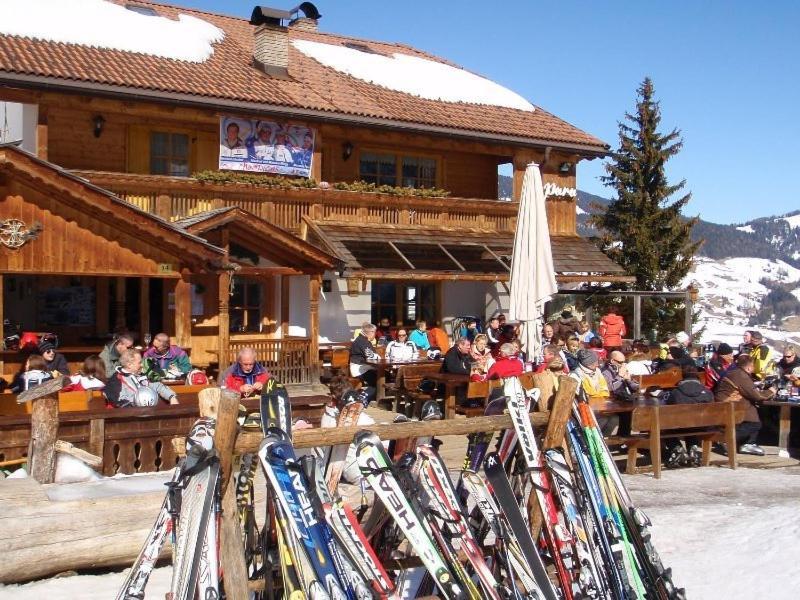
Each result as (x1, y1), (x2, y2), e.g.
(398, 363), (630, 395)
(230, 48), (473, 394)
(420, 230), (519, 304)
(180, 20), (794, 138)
(409, 329), (430, 350)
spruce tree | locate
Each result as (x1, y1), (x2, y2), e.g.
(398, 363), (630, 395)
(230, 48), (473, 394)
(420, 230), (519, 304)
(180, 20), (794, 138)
(592, 77), (700, 291)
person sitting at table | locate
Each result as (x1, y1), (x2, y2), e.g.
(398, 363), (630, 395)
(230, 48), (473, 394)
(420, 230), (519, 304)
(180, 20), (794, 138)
(715, 354), (775, 456)
(104, 349), (178, 407)
(541, 323), (555, 347)
(777, 345), (800, 386)
(441, 337), (473, 376)
(587, 336), (607, 363)
(626, 340), (653, 376)
(470, 334), (493, 377)
(535, 344), (569, 375)
(10, 354), (55, 393)
(748, 331), (777, 380)
(487, 342), (523, 380)
(569, 349), (617, 435)
(142, 333), (192, 382)
(563, 336), (581, 371)
(375, 317), (394, 345)
(705, 342), (735, 390)
(601, 350), (640, 436)
(100, 333), (134, 373)
(221, 347), (272, 397)
(409, 320), (431, 351)
(578, 320), (596, 345)
(62, 355), (106, 391)
(38, 340), (70, 376)
(661, 365), (714, 467)
(428, 320), (451, 353)
(349, 322), (380, 387)
(385, 328), (417, 362)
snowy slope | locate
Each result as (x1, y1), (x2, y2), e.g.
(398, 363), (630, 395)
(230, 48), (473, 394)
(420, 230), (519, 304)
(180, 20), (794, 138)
(683, 257), (800, 346)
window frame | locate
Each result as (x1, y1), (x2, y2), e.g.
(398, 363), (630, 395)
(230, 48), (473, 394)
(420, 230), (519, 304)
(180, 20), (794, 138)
(229, 276), (263, 333)
(370, 280), (441, 327)
(358, 147), (442, 189)
(149, 130), (192, 177)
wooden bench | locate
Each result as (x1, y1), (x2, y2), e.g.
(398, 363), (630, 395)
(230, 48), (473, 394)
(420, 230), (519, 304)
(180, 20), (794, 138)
(395, 363), (443, 416)
(614, 401), (746, 479)
(455, 380), (505, 417)
(636, 367), (682, 391)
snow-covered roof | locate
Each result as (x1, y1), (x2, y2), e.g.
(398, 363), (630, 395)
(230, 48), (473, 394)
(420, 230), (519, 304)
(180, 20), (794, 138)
(0, 0), (224, 63)
(291, 39), (535, 112)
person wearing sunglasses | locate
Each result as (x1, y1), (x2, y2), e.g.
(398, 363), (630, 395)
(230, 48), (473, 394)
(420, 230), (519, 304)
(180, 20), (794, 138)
(386, 329), (417, 362)
(37, 340), (69, 376)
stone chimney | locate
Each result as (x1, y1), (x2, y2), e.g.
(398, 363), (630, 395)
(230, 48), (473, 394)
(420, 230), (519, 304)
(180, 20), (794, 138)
(250, 6), (291, 76)
(289, 17), (318, 32)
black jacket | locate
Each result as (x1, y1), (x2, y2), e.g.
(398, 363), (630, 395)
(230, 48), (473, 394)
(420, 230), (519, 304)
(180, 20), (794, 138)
(349, 334), (378, 365)
(665, 378), (714, 404)
(440, 347), (473, 375)
(45, 353), (70, 377)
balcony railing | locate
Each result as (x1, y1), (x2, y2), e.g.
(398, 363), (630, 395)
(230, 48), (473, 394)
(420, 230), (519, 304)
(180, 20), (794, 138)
(72, 171), (520, 233)
(228, 336), (313, 385)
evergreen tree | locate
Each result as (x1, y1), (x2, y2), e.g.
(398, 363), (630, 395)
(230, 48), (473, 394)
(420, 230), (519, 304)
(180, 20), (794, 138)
(592, 77), (701, 291)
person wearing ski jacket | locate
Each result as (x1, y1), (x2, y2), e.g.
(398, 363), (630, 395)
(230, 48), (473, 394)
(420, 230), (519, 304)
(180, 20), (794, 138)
(535, 344), (569, 375)
(715, 354), (775, 455)
(441, 338), (474, 376)
(427, 321), (451, 352)
(665, 367), (714, 404)
(62, 355), (106, 392)
(706, 342), (735, 390)
(570, 349), (615, 435)
(104, 349), (177, 408)
(601, 351), (640, 402)
(408, 320), (431, 351)
(485, 316), (502, 348)
(552, 307), (581, 343)
(777, 345), (800, 385)
(99, 334), (134, 373)
(38, 340), (70, 376)
(142, 333), (192, 381)
(349, 323), (379, 387)
(222, 347), (271, 396)
(748, 331), (776, 380)
(385, 329), (417, 362)
(599, 307), (626, 351)
(486, 343), (523, 380)
(578, 320), (596, 345)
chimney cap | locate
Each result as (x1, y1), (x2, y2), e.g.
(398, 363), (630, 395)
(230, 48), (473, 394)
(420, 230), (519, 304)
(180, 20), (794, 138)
(292, 2), (321, 20)
(250, 6), (292, 26)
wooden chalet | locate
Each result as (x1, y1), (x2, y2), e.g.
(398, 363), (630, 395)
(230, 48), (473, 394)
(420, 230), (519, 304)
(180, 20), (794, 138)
(0, 0), (628, 381)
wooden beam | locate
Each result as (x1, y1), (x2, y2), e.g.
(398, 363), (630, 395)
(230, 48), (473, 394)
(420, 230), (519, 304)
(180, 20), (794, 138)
(218, 271), (231, 370)
(234, 266), (304, 277)
(173, 412), (550, 456)
(311, 128), (322, 183)
(113, 277), (126, 332)
(139, 278), (150, 344)
(309, 274), (321, 373)
(280, 275), (290, 336)
(28, 395), (59, 484)
(36, 107), (48, 161)
(174, 274), (191, 348)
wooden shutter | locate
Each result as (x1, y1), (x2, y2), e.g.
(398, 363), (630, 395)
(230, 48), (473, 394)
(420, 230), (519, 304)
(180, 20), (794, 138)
(195, 130), (219, 173)
(126, 125), (150, 174)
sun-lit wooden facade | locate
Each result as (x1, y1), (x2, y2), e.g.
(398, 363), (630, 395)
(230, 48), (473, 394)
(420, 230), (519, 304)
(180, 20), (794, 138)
(0, 0), (625, 378)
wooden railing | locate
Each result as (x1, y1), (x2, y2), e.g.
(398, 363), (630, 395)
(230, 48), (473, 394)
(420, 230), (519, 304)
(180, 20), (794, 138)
(71, 171), (519, 233)
(228, 336), (313, 385)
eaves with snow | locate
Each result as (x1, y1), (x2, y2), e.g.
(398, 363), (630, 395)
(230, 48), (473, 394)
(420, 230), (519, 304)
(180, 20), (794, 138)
(0, 0), (224, 62)
(291, 39), (535, 112)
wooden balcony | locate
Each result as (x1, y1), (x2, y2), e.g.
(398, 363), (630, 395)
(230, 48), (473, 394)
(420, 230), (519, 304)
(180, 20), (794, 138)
(72, 170), (526, 233)
(228, 336), (313, 385)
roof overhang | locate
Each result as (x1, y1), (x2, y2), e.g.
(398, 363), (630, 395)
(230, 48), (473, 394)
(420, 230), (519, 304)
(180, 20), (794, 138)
(0, 73), (610, 157)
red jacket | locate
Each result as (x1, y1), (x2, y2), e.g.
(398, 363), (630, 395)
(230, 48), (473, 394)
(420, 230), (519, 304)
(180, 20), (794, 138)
(487, 357), (524, 379)
(222, 362), (271, 394)
(599, 313), (626, 348)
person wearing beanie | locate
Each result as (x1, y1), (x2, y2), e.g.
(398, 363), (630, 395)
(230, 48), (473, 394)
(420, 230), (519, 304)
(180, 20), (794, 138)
(552, 306), (580, 342)
(38, 340), (69, 376)
(748, 331), (776, 380)
(706, 342), (735, 390)
(569, 349), (616, 434)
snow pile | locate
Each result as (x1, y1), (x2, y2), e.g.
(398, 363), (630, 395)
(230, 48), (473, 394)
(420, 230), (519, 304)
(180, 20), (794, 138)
(625, 467), (800, 599)
(292, 39), (535, 111)
(0, 0), (224, 62)
(684, 257), (800, 346)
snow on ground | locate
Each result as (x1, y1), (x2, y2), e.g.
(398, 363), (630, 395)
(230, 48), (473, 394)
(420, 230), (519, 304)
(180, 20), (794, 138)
(0, 565), (173, 599)
(292, 39), (535, 111)
(684, 257), (800, 346)
(0, 0), (224, 62)
(782, 214), (800, 229)
(735, 224), (754, 233)
(625, 466), (800, 600)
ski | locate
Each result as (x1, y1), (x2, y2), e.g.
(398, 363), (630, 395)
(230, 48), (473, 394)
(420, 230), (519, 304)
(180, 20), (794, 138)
(326, 392), (367, 493)
(484, 451), (559, 600)
(261, 379), (292, 436)
(355, 431), (463, 600)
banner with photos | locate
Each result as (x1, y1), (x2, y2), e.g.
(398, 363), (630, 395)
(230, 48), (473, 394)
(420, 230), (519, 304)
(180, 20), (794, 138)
(219, 116), (315, 177)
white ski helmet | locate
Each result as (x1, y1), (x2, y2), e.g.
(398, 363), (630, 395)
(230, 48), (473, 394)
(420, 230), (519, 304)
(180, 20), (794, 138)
(134, 386), (158, 407)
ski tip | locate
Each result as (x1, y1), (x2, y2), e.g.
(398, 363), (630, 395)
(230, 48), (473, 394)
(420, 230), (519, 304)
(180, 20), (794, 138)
(353, 429), (381, 447)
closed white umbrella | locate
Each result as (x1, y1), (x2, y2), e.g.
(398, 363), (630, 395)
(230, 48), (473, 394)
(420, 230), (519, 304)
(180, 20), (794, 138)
(509, 163), (557, 363)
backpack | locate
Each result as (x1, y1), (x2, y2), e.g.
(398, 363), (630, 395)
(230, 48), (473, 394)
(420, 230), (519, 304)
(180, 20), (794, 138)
(188, 369), (209, 385)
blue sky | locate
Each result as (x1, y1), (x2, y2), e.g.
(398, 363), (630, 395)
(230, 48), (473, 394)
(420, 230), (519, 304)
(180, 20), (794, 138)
(194, 0), (799, 224)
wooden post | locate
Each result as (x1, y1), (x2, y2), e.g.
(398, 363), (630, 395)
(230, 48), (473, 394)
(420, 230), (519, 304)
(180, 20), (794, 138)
(311, 128), (322, 183)
(218, 271), (231, 370)
(36, 107), (48, 160)
(309, 273), (321, 375)
(174, 273), (191, 348)
(633, 294), (642, 341)
(20, 378), (66, 484)
(684, 289), (693, 337)
(198, 387), (248, 600)
(88, 418), (105, 461)
(280, 275), (290, 336)
(113, 277), (126, 332)
(529, 376), (577, 538)
(512, 150), (537, 201)
(139, 278), (150, 344)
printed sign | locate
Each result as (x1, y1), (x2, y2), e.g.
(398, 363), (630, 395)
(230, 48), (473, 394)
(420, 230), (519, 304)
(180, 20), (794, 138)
(219, 116), (314, 177)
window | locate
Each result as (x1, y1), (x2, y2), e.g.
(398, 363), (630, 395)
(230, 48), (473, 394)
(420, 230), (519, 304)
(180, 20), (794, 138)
(230, 277), (262, 333)
(359, 151), (439, 189)
(371, 281), (438, 326)
(150, 131), (190, 177)
(401, 156), (437, 188)
(359, 152), (397, 186)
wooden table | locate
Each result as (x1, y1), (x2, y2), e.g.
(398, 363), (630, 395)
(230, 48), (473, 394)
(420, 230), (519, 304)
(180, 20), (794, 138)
(366, 357), (440, 403)
(762, 399), (800, 457)
(425, 372), (470, 419)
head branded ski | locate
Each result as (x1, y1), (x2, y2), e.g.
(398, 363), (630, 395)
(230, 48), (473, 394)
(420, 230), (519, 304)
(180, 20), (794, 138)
(258, 432), (352, 600)
(355, 431), (464, 600)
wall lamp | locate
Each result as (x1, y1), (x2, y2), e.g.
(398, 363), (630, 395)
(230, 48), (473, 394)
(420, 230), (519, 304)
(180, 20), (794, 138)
(558, 161), (573, 173)
(342, 141), (354, 161)
(93, 115), (106, 138)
